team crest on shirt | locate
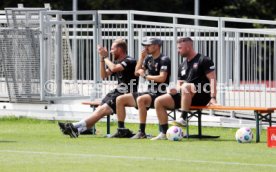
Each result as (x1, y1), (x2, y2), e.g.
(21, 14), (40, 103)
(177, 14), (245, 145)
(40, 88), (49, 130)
(193, 63), (198, 69)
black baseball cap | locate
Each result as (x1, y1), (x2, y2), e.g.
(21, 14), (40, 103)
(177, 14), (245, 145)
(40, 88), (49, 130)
(141, 37), (162, 46)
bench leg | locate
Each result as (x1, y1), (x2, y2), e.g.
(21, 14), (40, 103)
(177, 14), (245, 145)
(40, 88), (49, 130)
(184, 110), (219, 139)
(255, 111), (260, 143)
(91, 106), (97, 135)
(107, 115), (110, 137)
(198, 110), (202, 138)
(255, 111), (272, 143)
(186, 113), (189, 139)
(269, 113), (272, 127)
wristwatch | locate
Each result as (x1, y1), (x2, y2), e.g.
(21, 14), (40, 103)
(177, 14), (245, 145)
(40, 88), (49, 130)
(143, 73), (148, 79)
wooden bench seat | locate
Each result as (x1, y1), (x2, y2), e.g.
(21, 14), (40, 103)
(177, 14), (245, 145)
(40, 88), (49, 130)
(82, 101), (276, 142)
(187, 105), (276, 142)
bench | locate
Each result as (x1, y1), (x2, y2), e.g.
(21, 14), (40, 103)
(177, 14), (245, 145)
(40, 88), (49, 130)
(187, 106), (276, 142)
(82, 101), (276, 142)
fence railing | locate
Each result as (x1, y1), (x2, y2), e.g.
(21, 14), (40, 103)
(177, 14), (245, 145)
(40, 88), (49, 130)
(0, 8), (276, 107)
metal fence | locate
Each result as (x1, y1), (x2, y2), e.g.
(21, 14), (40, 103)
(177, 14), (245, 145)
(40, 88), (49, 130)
(0, 8), (276, 107)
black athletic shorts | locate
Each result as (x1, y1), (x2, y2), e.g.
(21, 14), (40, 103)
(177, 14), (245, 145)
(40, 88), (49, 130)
(170, 92), (211, 109)
(101, 89), (124, 113)
(132, 92), (163, 109)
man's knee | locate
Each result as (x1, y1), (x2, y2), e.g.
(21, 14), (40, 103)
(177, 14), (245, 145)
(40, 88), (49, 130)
(116, 96), (125, 106)
(154, 96), (163, 108)
(137, 96), (148, 107)
(181, 83), (196, 94)
(97, 104), (112, 116)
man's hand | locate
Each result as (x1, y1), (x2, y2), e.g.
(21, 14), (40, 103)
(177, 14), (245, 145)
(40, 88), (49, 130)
(97, 45), (108, 59)
(167, 88), (177, 95)
(207, 98), (218, 106)
(140, 49), (147, 60)
(135, 69), (145, 77)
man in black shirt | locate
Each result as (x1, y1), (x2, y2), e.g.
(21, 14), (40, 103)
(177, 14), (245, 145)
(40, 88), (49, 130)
(114, 37), (171, 139)
(151, 37), (217, 140)
(58, 38), (138, 138)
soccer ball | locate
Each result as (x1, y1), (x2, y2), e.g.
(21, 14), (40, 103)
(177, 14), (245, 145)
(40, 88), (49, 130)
(235, 127), (253, 143)
(166, 126), (183, 141)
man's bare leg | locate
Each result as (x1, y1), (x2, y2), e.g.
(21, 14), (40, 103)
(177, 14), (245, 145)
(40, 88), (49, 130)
(73, 103), (113, 133)
(116, 94), (136, 128)
(150, 94), (175, 140)
(180, 83), (196, 121)
(155, 94), (175, 125)
(131, 94), (152, 138)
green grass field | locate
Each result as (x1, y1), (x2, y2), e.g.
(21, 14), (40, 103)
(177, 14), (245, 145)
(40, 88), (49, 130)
(0, 117), (276, 172)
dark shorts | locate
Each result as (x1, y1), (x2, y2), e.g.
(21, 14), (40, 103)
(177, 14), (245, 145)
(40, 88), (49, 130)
(101, 89), (124, 113)
(170, 92), (211, 109)
(132, 92), (163, 109)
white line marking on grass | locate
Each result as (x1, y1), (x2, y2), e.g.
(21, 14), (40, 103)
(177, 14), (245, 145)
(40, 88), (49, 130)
(0, 149), (276, 168)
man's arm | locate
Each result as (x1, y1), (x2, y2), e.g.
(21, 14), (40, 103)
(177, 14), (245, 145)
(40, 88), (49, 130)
(104, 58), (124, 73)
(100, 59), (111, 79)
(135, 50), (147, 76)
(167, 80), (183, 94)
(98, 45), (124, 79)
(98, 45), (110, 79)
(145, 71), (168, 83)
(206, 71), (217, 105)
(144, 57), (170, 83)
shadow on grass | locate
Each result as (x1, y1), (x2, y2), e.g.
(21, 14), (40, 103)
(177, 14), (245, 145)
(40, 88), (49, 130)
(0, 140), (17, 143)
(182, 138), (235, 142)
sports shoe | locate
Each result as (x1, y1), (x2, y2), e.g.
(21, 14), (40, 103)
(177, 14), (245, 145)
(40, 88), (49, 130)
(80, 128), (96, 135)
(58, 122), (69, 135)
(150, 133), (167, 141)
(110, 128), (134, 138)
(171, 118), (187, 127)
(65, 123), (79, 138)
(131, 130), (147, 139)
(110, 131), (122, 138)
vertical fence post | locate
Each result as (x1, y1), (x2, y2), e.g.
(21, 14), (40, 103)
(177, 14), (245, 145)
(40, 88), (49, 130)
(72, 1), (78, 84)
(94, 11), (100, 83)
(40, 11), (45, 100)
(55, 13), (62, 97)
(128, 11), (134, 57)
(172, 17), (178, 84)
(218, 18), (226, 105)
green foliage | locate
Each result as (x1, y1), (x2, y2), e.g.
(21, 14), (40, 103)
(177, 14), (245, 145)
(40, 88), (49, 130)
(1, 0), (276, 21)
(208, 0), (276, 20)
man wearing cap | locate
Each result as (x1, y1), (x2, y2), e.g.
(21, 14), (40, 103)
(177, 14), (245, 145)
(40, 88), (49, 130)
(113, 37), (171, 139)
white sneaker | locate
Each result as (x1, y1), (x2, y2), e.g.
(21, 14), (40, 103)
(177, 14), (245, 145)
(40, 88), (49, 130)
(150, 133), (167, 141)
(171, 118), (186, 127)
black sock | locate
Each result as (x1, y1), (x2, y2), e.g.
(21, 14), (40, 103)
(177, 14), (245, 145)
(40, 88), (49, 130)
(181, 111), (188, 120)
(160, 124), (168, 134)
(139, 123), (146, 133)
(118, 121), (125, 128)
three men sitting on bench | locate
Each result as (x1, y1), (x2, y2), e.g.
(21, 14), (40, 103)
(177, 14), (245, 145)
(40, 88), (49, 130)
(58, 37), (217, 140)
